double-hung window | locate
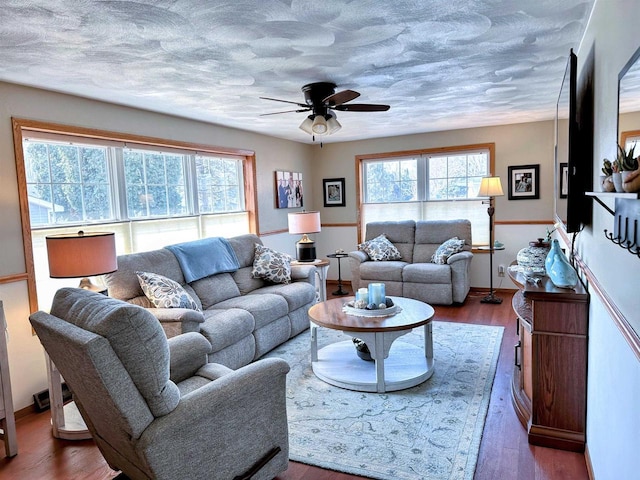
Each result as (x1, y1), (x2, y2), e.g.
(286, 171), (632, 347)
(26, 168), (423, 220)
(15, 119), (255, 308)
(359, 144), (494, 245)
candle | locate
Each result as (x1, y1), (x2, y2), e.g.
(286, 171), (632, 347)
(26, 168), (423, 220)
(356, 288), (369, 303)
(368, 283), (385, 305)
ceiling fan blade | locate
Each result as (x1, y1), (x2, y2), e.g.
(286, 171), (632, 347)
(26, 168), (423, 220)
(323, 89), (360, 107)
(333, 103), (390, 112)
(260, 96), (308, 108)
(260, 108), (311, 116)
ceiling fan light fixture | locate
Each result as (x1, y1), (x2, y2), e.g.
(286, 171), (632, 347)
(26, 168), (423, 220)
(326, 113), (341, 134)
(299, 115), (314, 134)
(311, 115), (328, 135)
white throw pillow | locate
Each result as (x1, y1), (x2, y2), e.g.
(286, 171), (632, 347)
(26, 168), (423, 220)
(251, 244), (292, 284)
(136, 271), (201, 311)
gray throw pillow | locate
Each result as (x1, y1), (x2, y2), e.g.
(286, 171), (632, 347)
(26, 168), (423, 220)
(431, 237), (465, 264)
(358, 234), (402, 261)
(136, 271), (201, 311)
(251, 244), (292, 284)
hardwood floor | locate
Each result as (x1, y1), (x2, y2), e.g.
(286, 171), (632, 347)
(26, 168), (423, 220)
(0, 287), (589, 480)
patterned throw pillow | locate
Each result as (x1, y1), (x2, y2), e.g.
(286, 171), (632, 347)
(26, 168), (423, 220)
(431, 237), (466, 264)
(358, 234), (402, 261)
(136, 271), (201, 311)
(251, 244), (292, 284)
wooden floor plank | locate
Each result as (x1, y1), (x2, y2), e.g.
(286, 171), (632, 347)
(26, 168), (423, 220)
(0, 288), (589, 480)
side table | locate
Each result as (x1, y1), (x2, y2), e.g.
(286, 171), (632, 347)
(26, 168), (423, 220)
(292, 259), (330, 302)
(326, 253), (349, 296)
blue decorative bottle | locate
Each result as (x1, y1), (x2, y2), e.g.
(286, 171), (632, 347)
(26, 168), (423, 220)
(546, 240), (578, 289)
(545, 239), (563, 274)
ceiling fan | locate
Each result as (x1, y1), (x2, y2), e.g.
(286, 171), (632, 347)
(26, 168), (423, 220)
(260, 82), (390, 137)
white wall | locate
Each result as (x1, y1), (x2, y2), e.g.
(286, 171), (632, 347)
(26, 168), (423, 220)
(0, 82), (315, 409)
(574, 0), (640, 477)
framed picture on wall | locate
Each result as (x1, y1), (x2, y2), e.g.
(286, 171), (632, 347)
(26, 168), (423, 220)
(323, 178), (345, 207)
(275, 171), (303, 208)
(560, 162), (569, 198)
(508, 164), (540, 200)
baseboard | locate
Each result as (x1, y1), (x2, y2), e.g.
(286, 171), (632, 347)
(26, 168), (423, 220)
(584, 443), (595, 480)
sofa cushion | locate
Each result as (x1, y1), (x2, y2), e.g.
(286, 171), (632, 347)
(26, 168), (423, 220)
(358, 234), (402, 261)
(190, 273), (241, 310)
(250, 282), (316, 311)
(431, 237), (466, 264)
(360, 260), (407, 282)
(232, 266), (265, 295)
(252, 244), (292, 284)
(212, 293), (289, 329)
(403, 263), (452, 283)
(365, 220), (415, 262)
(137, 271), (201, 311)
(200, 308), (255, 352)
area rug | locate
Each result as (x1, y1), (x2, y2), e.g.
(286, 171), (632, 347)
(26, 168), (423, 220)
(264, 321), (504, 480)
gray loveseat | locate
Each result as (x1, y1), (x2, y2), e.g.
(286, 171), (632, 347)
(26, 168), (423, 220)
(104, 234), (316, 369)
(348, 219), (473, 305)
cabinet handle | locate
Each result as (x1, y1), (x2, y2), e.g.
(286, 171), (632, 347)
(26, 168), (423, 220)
(514, 340), (521, 370)
(515, 317), (520, 336)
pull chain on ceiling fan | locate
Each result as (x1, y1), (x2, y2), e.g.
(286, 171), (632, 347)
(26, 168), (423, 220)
(260, 82), (390, 138)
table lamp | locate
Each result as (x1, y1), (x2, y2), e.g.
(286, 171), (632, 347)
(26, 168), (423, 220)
(477, 176), (504, 304)
(46, 231), (118, 294)
(288, 211), (321, 262)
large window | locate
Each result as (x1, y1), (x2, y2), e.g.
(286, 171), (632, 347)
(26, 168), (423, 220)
(359, 144), (494, 245)
(14, 118), (256, 311)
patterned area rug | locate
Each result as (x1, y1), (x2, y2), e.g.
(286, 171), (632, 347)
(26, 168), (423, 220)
(264, 321), (503, 480)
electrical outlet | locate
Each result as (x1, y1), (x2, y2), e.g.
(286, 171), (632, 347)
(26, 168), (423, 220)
(498, 264), (506, 277)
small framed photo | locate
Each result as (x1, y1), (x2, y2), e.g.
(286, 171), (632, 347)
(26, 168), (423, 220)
(323, 178), (345, 207)
(275, 171), (303, 208)
(559, 162), (569, 198)
(508, 164), (540, 200)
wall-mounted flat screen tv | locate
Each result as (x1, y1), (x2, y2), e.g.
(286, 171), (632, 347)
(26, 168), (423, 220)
(554, 48), (584, 233)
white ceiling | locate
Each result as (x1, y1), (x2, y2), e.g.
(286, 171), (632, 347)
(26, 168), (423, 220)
(0, 1), (595, 144)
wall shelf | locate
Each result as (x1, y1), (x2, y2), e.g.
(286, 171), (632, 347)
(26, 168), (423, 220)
(586, 192), (640, 257)
(586, 191), (639, 216)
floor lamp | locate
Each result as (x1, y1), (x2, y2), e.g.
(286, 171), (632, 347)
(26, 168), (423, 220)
(477, 176), (504, 304)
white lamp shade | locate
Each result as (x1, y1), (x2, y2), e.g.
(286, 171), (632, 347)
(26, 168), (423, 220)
(326, 113), (341, 134)
(311, 115), (328, 135)
(477, 176), (504, 197)
(299, 115), (314, 134)
(46, 231), (117, 278)
(288, 211), (321, 234)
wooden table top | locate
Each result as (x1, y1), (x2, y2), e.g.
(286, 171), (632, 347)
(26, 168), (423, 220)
(308, 296), (435, 333)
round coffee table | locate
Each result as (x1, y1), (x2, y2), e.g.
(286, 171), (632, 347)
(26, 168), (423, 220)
(308, 296), (435, 393)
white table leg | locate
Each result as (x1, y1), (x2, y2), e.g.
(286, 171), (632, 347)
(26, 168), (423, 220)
(310, 323), (318, 362)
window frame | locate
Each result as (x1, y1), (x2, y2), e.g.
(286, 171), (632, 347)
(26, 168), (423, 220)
(356, 143), (496, 245)
(12, 117), (257, 312)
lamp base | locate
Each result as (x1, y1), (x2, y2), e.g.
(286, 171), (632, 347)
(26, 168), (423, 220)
(296, 242), (316, 262)
(480, 292), (503, 304)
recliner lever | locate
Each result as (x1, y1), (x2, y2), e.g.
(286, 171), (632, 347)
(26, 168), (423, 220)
(233, 446), (282, 480)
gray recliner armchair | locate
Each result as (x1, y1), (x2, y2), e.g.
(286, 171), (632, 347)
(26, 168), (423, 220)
(29, 288), (290, 480)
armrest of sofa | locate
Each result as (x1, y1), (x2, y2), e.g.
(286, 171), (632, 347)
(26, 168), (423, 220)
(291, 264), (316, 286)
(146, 307), (204, 338)
(347, 251), (369, 291)
(138, 357), (291, 479)
(447, 251), (473, 303)
(168, 332), (212, 383)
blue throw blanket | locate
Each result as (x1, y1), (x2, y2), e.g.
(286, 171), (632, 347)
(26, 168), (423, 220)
(166, 237), (240, 283)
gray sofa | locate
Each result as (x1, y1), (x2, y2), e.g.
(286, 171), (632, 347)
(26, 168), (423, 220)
(30, 287), (290, 480)
(104, 234), (316, 369)
(348, 219), (473, 305)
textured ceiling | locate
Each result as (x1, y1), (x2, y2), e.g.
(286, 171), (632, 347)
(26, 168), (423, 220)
(0, 1), (595, 144)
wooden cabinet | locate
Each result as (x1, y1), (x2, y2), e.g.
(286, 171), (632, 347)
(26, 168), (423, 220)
(508, 264), (589, 452)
